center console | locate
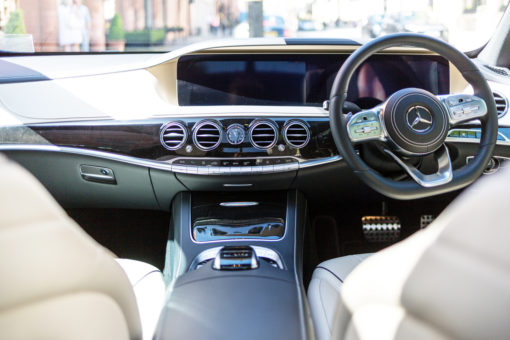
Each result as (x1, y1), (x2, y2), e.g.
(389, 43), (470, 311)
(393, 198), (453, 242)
(155, 190), (313, 340)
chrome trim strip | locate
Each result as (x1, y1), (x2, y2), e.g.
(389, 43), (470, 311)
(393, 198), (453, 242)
(298, 155), (342, 168)
(446, 137), (510, 145)
(0, 144), (343, 172)
(0, 144), (176, 171)
(219, 201), (259, 207)
(153, 105), (329, 117)
(384, 145), (453, 188)
(190, 210), (289, 246)
(447, 128), (509, 141)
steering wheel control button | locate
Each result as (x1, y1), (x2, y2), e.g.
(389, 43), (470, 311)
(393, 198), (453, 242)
(441, 94), (487, 125)
(226, 124), (246, 145)
(383, 88), (449, 155)
(347, 110), (383, 142)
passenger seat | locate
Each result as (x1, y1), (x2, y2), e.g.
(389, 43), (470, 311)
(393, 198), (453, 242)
(0, 154), (165, 340)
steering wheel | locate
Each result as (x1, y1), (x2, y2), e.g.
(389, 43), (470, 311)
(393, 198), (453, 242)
(329, 33), (498, 200)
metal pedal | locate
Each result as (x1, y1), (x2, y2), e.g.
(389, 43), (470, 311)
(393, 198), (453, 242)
(362, 216), (401, 243)
(420, 215), (435, 229)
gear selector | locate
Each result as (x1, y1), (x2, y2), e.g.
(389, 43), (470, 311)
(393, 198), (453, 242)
(212, 246), (259, 270)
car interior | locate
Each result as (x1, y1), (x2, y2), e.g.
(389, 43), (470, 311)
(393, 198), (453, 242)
(1, 3), (510, 340)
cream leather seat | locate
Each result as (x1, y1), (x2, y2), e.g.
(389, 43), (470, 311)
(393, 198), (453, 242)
(0, 155), (165, 340)
(309, 165), (510, 340)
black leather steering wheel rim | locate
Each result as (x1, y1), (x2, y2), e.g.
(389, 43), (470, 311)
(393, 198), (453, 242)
(329, 33), (498, 200)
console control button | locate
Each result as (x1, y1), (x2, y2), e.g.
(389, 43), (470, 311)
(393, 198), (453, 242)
(186, 166), (198, 174)
(171, 158), (298, 175)
(208, 166), (221, 175)
(171, 165), (187, 173)
(230, 167), (242, 174)
(239, 166), (252, 174)
(251, 166), (263, 174)
(261, 165), (274, 173)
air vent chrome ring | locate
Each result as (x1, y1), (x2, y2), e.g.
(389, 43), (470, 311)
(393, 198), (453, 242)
(192, 120), (223, 151)
(493, 91), (508, 118)
(249, 120), (279, 150)
(160, 121), (188, 151)
(283, 120), (311, 149)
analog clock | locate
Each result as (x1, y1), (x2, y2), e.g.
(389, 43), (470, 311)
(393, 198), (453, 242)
(226, 124), (246, 145)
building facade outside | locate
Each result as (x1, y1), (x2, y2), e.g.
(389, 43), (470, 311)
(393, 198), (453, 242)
(0, 0), (17, 31)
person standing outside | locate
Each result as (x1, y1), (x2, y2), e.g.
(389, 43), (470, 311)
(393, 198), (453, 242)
(58, 0), (83, 51)
(76, 0), (91, 52)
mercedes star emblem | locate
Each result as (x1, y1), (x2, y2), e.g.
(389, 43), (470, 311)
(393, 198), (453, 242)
(406, 106), (433, 132)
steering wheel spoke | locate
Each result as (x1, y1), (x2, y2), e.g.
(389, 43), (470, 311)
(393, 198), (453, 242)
(439, 93), (488, 126)
(347, 108), (386, 143)
(383, 145), (453, 188)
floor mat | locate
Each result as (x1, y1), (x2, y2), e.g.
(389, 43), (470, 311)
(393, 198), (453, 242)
(312, 215), (341, 262)
(67, 209), (170, 270)
(310, 193), (456, 262)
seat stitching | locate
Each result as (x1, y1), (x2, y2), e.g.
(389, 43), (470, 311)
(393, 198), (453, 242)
(317, 266), (344, 283)
(318, 279), (334, 334)
(133, 270), (161, 287)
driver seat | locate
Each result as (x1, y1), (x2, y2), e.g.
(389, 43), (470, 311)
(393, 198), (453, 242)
(308, 165), (510, 340)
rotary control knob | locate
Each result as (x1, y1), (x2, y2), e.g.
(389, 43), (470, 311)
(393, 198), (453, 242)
(226, 124), (246, 145)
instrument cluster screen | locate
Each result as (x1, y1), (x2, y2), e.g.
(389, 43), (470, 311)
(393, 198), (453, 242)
(177, 53), (449, 108)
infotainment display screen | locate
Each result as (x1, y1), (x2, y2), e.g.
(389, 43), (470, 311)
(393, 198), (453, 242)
(177, 54), (449, 107)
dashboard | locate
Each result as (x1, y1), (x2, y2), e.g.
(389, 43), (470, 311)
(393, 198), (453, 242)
(0, 39), (509, 209)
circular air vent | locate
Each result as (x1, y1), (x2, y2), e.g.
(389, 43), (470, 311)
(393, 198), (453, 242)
(160, 122), (188, 151)
(193, 120), (223, 151)
(283, 120), (311, 149)
(249, 120), (278, 149)
(494, 91), (508, 118)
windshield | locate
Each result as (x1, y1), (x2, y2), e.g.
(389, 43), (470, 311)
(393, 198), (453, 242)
(0, 0), (506, 53)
